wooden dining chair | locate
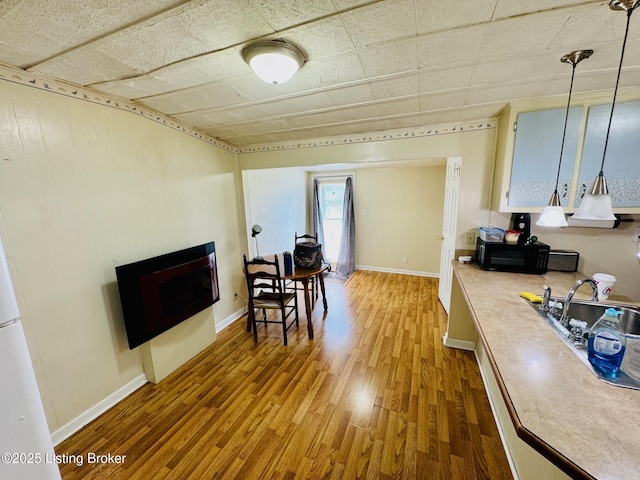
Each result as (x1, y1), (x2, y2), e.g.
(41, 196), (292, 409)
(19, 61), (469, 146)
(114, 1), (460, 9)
(243, 254), (299, 345)
(293, 232), (320, 306)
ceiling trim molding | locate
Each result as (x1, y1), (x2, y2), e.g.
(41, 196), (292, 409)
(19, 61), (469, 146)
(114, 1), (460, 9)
(236, 120), (496, 153)
(0, 64), (496, 156)
(0, 64), (239, 153)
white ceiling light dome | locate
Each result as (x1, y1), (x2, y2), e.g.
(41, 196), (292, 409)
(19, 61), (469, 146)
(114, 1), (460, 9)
(242, 40), (305, 85)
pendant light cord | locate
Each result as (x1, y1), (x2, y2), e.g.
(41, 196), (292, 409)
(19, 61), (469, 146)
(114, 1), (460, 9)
(554, 63), (578, 193)
(600, 7), (634, 173)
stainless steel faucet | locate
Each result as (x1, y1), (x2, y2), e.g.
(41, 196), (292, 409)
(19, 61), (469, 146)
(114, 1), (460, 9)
(560, 279), (598, 328)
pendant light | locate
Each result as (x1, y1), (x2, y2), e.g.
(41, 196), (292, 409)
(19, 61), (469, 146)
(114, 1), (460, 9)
(536, 49), (593, 227)
(242, 40), (305, 85)
(572, 0), (640, 221)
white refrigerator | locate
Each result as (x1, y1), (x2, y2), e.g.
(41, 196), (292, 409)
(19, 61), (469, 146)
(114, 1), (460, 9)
(0, 238), (61, 479)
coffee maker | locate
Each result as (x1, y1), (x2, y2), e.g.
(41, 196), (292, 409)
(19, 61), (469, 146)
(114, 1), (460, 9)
(511, 213), (531, 245)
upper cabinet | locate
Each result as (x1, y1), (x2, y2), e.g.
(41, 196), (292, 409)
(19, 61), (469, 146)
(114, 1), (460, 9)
(492, 91), (640, 213)
(508, 107), (582, 208)
(574, 100), (640, 208)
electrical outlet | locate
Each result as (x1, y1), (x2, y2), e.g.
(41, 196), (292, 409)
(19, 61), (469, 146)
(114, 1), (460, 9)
(402, 256), (408, 264)
(465, 231), (476, 245)
(634, 227), (640, 243)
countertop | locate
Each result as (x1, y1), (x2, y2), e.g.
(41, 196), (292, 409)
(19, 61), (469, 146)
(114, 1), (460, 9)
(453, 263), (640, 480)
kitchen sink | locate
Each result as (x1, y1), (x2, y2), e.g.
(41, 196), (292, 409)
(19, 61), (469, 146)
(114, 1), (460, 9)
(526, 296), (640, 390)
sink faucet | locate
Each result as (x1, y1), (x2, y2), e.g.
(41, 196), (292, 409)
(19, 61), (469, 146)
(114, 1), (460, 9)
(560, 278), (599, 328)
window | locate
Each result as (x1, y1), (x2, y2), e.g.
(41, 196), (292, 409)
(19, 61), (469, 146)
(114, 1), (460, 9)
(313, 174), (353, 263)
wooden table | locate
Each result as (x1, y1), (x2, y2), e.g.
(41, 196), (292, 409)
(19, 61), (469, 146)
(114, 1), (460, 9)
(251, 254), (328, 340)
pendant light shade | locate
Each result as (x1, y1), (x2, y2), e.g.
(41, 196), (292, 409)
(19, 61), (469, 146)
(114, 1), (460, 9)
(572, 0), (639, 221)
(536, 49), (592, 227)
(242, 40), (305, 85)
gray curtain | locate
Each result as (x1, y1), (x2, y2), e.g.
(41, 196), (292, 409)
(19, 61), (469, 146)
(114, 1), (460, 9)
(336, 177), (355, 278)
(312, 179), (326, 259)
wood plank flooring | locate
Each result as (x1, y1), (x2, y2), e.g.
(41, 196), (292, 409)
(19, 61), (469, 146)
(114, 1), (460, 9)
(56, 270), (513, 479)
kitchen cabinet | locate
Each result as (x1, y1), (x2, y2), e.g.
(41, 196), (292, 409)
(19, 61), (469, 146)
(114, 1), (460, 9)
(574, 100), (640, 208)
(508, 107), (582, 208)
(492, 91), (640, 213)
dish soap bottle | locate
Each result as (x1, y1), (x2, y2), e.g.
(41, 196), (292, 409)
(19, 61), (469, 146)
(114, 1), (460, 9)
(587, 308), (626, 378)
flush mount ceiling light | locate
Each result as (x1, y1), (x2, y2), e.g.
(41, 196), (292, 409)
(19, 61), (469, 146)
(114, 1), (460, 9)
(572, 0), (640, 222)
(242, 40), (305, 85)
(537, 49), (593, 228)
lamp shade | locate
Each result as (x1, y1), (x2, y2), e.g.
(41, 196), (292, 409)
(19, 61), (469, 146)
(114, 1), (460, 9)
(242, 40), (305, 84)
(537, 205), (568, 227)
(572, 193), (617, 221)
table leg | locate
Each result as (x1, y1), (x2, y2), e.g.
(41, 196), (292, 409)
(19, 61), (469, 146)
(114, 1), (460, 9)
(318, 272), (328, 311)
(301, 278), (314, 340)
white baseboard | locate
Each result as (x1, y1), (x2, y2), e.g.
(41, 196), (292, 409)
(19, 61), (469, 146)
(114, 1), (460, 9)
(355, 265), (439, 278)
(215, 307), (245, 333)
(51, 309), (246, 447)
(442, 332), (476, 351)
(51, 373), (147, 446)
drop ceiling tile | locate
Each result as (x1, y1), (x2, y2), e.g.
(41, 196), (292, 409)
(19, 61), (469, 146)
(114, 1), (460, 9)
(286, 53), (367, 89)
(247, 0), (338, 30)
(418, 65), (475, 94)
(420, 91), (466, 111)
(457, 103), (506, 121)
(173, 109), (239, 128)
(143, 84), (243, 113)
(493, 0), (593, 19)
(227, 92), (335, 121)
(470, 55), (545, 86)
(420, 109), (461, 125)
(341, 0), (417, 47)
(358, 39), (418, 77)
(551, 7), (620, 49)
(0, 1), (183, 67)
(332, 0), (376, 9)
(417, 26), (486, 68)
(98, 17), (215, 73)
(479, 11), (569, 60)
(93, 75), (178, 99)
(416, 0), (496, 35)
(281, 103), (381, 128)
(463, 84), (521, 106)
(152, 51), (250, 88)
(179, 0), (275, 46)
(230, 77), (295, 102)
(378, 97), (420, 116)
(369, 76), (420, 100)
(285, 18), (356, 59)
(324, 84), (375, 106)
(383, 113), (422, 130)
(31, 50), (139, 85)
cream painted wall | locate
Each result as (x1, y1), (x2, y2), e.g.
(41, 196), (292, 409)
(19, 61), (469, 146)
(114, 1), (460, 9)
(0, 81), (245, 431)
(237, 128), (498, 261)
(242, 168), (307, 256)
(355, 166), (445, 274)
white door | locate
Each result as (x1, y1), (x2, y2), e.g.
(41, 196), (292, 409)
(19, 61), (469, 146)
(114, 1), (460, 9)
(438, 157), (462, 314)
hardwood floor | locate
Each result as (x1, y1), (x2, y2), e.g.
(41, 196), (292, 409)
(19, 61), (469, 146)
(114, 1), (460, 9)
(56, 270), (513, 479)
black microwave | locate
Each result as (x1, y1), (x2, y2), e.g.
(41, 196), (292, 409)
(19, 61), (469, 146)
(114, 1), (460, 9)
(475, 238), (550, 274)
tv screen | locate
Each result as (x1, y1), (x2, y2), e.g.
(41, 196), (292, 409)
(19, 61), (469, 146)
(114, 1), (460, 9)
(115, 242), (219, 349)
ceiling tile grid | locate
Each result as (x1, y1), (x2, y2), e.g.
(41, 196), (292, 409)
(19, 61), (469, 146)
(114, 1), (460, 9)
(1, 0), (639, 148)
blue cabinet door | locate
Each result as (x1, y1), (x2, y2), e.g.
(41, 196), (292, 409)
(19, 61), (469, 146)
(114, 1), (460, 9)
(574, 100), (640, 207)
(509, 107), (582, 207)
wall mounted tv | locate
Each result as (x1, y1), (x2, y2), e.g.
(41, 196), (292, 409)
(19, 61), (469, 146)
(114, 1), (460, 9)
(115, 242), (219, 349)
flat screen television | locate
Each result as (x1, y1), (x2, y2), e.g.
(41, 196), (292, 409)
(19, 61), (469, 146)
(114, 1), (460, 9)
(115, 242), (219, 349)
